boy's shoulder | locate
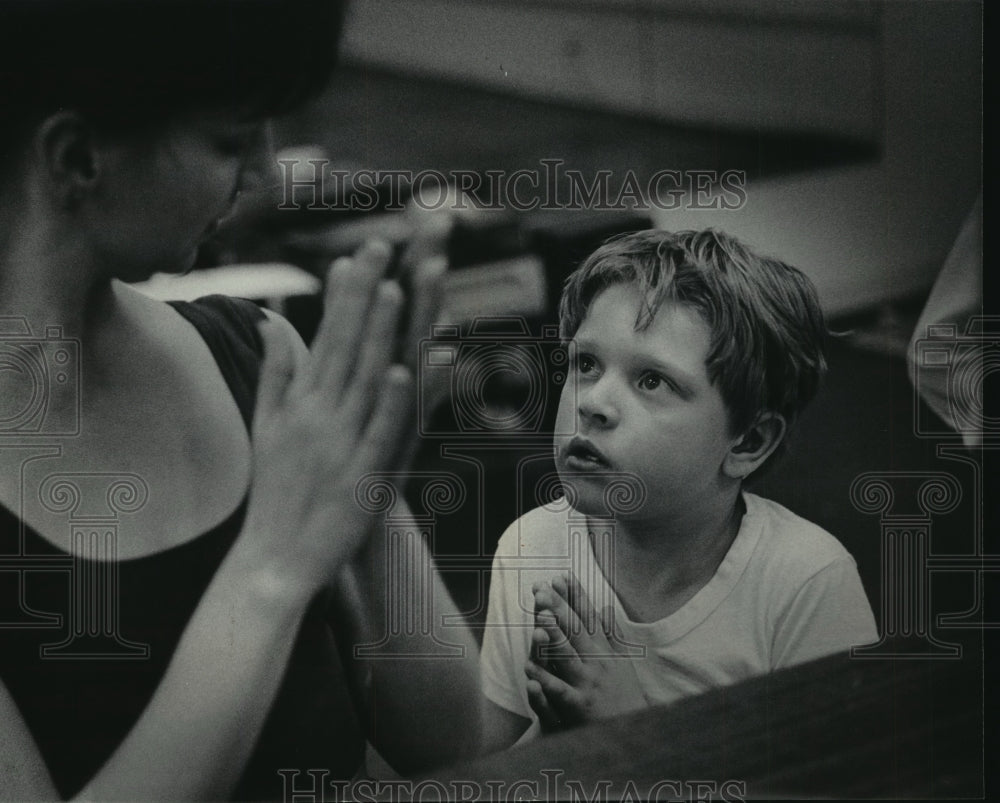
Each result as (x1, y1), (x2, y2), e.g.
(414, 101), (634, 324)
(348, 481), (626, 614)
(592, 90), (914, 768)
(492, 504), (580, 560)
(742, 492), (856, 578)
(492, 495), (859, 587)
(495, 495), (853, 555)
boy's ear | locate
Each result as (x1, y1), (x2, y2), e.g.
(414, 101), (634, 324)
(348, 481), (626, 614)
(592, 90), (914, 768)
(35, 111), (101, 209)
(723, 412), (786, 480)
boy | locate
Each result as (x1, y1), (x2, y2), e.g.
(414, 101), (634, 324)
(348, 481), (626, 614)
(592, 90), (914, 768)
(480, 229), (877, 749)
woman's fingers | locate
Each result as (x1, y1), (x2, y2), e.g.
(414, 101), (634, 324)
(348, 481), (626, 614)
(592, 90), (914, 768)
(255, 319), (296, 418)
(316, 364), (411, 560)
(341, 281), (404, 422)
(356, 365), (414, 471)
(400, 255), (447, 370)
(401, 208), (453, 272)
(308, 257), (367, 387)
(310, 240), (392, 395)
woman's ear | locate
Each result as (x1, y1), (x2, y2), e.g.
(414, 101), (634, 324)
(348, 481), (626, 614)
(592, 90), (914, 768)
(34, 111), (101, 209)
(723, 412), (786, 479)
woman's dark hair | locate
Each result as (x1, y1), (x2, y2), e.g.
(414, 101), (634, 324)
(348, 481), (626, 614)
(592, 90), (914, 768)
(1, 0), (345, 143)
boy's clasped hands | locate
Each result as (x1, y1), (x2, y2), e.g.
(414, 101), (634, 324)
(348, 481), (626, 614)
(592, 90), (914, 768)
(526, 572), (649, 730)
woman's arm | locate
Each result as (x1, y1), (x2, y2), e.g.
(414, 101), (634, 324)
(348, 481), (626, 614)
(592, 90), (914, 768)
(0, 529), (322, 801)
(77, 552), (317, 801)
(334, 520), (483, 775)
(1, 242), (410, 801)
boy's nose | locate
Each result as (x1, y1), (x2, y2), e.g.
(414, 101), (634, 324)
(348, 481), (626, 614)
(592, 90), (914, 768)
(577, 377), (620, 429)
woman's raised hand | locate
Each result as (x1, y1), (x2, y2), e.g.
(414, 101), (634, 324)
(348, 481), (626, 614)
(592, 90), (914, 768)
(240, 240), (413, 596)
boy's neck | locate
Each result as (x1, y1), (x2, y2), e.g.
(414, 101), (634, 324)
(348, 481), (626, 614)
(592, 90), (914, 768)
(587, 487), (745, 620)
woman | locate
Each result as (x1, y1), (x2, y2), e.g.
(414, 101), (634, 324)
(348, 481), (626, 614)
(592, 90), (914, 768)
(0, 1), (480, 799)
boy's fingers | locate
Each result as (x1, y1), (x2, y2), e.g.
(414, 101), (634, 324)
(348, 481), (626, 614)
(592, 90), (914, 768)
(555, 572), (602, 641)
(525, 661), (582, 724)
(526, 680), (561, 731)
(530, 625), (550, 668)
(526, 680), (564, 732)
(533, 583), (556, 613)
(600, 605), (623, 652)
(534, 583), (588, 669)
(534, 616), (584, 680)
(543, 576), (596, 657)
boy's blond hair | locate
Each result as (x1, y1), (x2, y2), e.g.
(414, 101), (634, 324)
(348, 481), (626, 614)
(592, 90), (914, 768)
(559, 229), (827, 459)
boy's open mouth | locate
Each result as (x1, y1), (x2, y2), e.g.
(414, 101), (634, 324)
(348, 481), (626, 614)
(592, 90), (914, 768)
(564, 437), (612, 470)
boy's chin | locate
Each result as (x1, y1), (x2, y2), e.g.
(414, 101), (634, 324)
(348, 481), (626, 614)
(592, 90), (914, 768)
(553, 468), (648, 520)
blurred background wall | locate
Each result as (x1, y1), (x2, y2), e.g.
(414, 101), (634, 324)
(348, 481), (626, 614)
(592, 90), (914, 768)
(337, 0), (980, 316)
(342, 0), (881, 140)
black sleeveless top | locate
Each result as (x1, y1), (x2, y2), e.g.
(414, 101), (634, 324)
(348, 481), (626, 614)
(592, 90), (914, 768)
(0, 296), (365, 800)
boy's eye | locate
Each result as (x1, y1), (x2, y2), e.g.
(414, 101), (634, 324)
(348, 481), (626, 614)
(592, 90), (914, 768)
(577, 354), (596, 374)
(638, 371), (667, 392)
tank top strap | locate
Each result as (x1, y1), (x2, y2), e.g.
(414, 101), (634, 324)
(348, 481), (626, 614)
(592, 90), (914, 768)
(168, 295), (267, 430)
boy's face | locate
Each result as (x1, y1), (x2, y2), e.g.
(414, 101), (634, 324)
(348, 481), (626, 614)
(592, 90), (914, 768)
(554, 283), (738, 523)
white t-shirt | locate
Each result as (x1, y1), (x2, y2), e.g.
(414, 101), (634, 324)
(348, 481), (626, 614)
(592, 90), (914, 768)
(481, 492), (878, 740)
